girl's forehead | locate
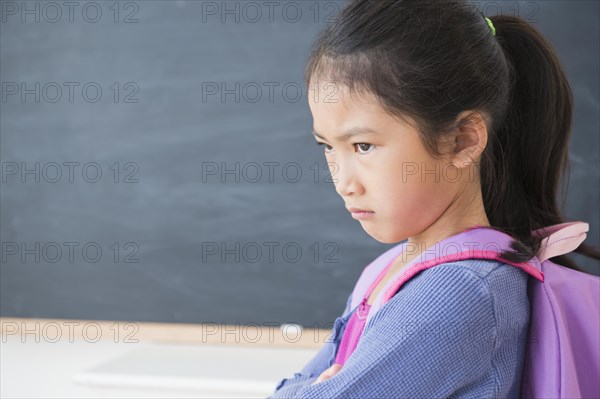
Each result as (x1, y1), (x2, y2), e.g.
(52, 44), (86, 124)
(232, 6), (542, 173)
(309, 99), (386, 136)
(309, 84), (384, 116)
(309, 85), (415, 131)
(309, 79), (378, 103)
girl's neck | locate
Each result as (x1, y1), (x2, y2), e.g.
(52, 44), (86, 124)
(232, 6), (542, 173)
(406, 187), (490, 260)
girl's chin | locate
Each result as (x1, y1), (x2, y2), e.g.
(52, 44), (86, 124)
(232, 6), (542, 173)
(362, 227), (393, 244)
(362, 225), (407, 244)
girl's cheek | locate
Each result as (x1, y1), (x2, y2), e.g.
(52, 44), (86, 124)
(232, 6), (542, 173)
(324, 155), (337, 175)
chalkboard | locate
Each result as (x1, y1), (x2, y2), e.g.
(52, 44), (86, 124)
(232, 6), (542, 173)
(1, 1), (598, 327)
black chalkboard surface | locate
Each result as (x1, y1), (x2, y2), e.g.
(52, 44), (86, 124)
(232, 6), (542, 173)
(1, 1), (598, 327)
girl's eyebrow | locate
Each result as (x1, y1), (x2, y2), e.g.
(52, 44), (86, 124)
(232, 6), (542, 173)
(312, 126), (380, 142)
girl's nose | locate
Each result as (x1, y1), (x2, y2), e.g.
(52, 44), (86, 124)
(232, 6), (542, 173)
(332, 161), (364, 197)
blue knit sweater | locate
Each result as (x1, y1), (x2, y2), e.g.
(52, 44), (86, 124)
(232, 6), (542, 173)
(268, 259), (531, 398)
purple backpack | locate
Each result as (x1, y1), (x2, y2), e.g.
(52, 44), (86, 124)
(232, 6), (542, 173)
(350, 222), (599, 398)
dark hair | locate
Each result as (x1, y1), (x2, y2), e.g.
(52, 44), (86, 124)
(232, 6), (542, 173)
(304, 0), (599, 272)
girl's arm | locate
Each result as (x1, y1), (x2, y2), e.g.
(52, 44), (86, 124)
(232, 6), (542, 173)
(269, 262), (526, 398)
(267, 293), (354, 396)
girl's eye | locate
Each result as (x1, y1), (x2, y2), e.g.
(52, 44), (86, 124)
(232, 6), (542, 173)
(316, 141), (333, 153)
(355, 143), (374, 154)
(315, 141), (375, 154)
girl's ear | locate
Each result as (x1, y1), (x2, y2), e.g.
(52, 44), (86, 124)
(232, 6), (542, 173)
(447, 111), (489, 169)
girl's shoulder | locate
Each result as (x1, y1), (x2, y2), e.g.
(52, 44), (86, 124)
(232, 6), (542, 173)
(425, 258), (531, 281)
(390, 258), (531, 327)
(406, 258), (531, 302)
(367, 258), (531, 336)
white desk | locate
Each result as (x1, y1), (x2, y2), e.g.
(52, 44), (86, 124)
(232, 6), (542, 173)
(1, 335), (319, 398)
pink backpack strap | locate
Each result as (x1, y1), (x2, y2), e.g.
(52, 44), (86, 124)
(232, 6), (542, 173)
(350, 242), (407, 310)
(379, 244), (543, 305)
(532, 222), (589, 263)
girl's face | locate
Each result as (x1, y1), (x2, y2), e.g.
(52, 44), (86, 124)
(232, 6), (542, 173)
(308, 81), (486, 245)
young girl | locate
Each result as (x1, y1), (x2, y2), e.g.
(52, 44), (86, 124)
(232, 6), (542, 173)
(269, 0), (599, 397)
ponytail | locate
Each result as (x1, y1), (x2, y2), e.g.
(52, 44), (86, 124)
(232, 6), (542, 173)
(482, 15), (599, 271)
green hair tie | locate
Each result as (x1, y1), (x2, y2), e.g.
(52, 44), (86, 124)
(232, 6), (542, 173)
(485, 17), (496, 36)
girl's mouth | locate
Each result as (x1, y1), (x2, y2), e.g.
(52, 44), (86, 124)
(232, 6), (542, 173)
(347, 208), (375, 220)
